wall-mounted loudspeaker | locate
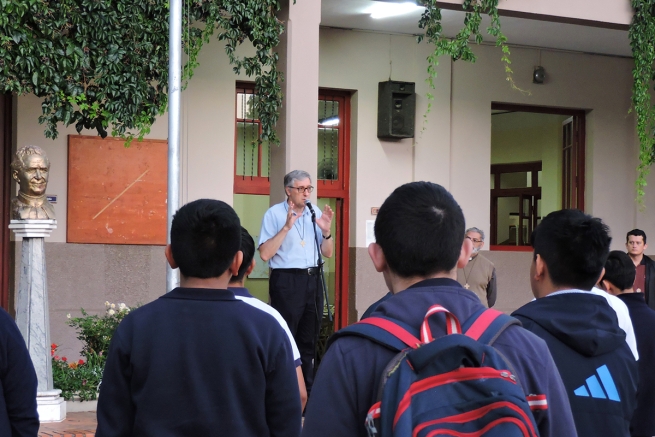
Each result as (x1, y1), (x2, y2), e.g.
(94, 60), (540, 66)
(377, 81), (416, 139)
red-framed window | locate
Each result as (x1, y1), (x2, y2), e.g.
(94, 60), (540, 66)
(317, 90), (349, 199)
(234, 82), (270, 195)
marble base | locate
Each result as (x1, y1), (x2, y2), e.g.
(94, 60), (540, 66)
(9, 219), (57, 238)
(37, 389), (66, 422)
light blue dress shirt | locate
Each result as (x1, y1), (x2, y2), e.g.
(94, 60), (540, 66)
(259, 201), (324, 269)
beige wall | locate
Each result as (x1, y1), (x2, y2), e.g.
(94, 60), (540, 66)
(317, 29), (643, 315)
(14, 24), (651, 324)
(450, 45), (642, 254)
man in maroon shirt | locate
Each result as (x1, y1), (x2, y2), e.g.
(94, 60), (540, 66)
(626, 229), (655, 310)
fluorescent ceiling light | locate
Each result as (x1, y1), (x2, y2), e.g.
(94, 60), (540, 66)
(367, 2), (424, 19)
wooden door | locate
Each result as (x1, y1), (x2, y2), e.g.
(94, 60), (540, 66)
(0, 94), (14, 312)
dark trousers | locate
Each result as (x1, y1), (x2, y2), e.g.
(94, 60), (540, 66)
(269, 269), (323, 395)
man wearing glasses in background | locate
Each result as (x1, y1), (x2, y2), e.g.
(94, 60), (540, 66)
(259, 170), (334, 400)
(456, 227), (497, 307)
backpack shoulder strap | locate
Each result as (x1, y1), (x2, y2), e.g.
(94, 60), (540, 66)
(463, 308), (521, 346)
(328, 316), (421, 352)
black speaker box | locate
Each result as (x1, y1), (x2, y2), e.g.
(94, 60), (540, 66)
(377, 81), (416, 139)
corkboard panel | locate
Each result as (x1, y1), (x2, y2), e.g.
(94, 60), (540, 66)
(67, 135), (168, 245)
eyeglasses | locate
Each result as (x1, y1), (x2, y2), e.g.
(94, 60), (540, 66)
(291, 186), (314, 194)
(466, 236), (483, 244)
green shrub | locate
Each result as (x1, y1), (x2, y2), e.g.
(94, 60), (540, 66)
(52, 302), (132, 401)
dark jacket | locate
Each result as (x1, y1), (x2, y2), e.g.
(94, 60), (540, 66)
(303, 278), (576, 437)
(639, 255), (655, 310)
(0, 307), (39, 437)
(513, 293), (639, 437)
(96, 288), (301, 437)
(617, 292), (655, 436)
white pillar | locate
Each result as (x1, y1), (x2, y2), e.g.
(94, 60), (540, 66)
(10, 220), (65, 422)
(270, 0), (322, 204)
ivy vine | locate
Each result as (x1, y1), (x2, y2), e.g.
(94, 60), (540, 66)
(417, 0), (526, 127)
(629, 0), (655, 200)
(0, 0), (284, 145)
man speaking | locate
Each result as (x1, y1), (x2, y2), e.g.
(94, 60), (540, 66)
(259, 170), (334, 396)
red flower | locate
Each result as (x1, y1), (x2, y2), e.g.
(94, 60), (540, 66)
(78, 359), (85, 365)
(51, 343), (57, 350)
(54, 355), (59, 360)
(61, 357), (67, 362)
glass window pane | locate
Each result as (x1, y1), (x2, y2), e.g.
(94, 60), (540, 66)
(318, 128), (339, 180)
(318, 100), (340, 126)
(236, 122), (260, 177)
(500, 172), (529, 189)
(490, 174), (495, 190)
(261, 140), (270, 178)
(236, 93), (258, 120)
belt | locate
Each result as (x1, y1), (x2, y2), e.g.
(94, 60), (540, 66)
(274, 267), (320, 276)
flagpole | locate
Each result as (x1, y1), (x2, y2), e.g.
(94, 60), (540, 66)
(166, 0), (181, 292)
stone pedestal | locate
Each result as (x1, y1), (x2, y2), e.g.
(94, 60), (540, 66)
(9, 220), (66, 422)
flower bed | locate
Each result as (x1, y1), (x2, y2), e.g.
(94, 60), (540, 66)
(52, 302), (132, 401)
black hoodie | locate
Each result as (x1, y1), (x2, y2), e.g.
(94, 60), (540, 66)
(513, 292), (638, 437)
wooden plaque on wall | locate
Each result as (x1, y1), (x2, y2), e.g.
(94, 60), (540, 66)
(67, 135), (168, 245)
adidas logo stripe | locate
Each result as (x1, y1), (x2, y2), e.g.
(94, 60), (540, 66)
(573, 365), (620, 402)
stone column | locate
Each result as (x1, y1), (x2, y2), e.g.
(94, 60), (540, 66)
(270, 0), (321, 205)
(9, 219), (65, 422)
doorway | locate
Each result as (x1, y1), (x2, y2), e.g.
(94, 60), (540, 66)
(232, 84), (352, 329)
(490, 103), (586, 248)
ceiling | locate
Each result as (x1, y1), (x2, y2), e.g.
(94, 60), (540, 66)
(320, 0), (632, 58)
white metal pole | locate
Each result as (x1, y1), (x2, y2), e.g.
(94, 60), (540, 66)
(167, 0), (182, 292)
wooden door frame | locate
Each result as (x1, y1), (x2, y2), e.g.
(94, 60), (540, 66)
(232, 84), (352, 329)
(490, 161), (542, 248)
(316, 89), (351, 330)
(0, 94), (14, 312)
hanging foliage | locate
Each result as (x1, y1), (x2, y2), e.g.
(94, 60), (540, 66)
(629, 0), (655, 200)
(0, 0), (284, 144)
(416, 0), (526, 125)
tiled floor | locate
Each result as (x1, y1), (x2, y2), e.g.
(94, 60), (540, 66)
(38, 412), (96, 437)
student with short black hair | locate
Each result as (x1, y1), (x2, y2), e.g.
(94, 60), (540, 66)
(228, 227), (307, 410)
(96, 199), (301, 437)
(601, 250), (655, 437)
(302, 182), (575, 437)
(513, 210), (638, 437)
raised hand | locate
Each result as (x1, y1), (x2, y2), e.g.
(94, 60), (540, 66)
(284, 200), (300, 231)
(316, 204), (334, 235)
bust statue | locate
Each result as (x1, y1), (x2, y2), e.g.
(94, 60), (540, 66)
(11, 146), (56, 220)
